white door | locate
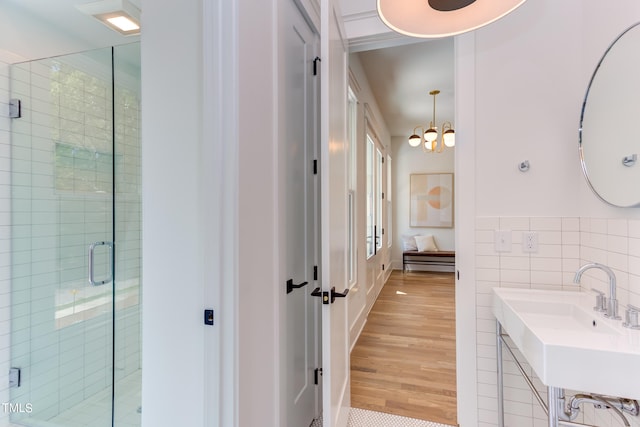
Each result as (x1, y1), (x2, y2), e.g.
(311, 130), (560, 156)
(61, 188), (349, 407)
(319, 0), (350, 426)
(282, 1), (320, 426)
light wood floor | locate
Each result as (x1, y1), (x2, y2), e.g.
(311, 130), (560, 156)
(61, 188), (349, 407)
(350, 270), (457, 426)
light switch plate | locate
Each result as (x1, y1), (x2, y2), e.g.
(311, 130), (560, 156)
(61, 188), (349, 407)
(494, 230), (512, 252)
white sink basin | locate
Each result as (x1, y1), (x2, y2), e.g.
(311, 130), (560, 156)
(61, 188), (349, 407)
(493, 287), (640, 399)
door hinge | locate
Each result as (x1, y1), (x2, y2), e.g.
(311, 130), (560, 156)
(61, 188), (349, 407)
(381, 157), (384, 164)
(381, 228), (384, 235)
(9, 367), (20, 388)
(313, 265), (318, 281)
(9, 99), (21, 119)
(382, 264), (385, 271)
(313, 159), (317, 175)
(313, 56), (321, 76)
(382, 192), (385, 200)
(314, 368), (323, 385)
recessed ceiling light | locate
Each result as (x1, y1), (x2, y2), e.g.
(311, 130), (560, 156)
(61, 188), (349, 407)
(76, 0), (141, 36)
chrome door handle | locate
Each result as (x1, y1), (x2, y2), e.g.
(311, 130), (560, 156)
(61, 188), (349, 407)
(88, 241), (113, 286)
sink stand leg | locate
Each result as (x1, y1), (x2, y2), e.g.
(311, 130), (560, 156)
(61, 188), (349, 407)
(548, 386), (561, 427)
(496, 320), (505, 427)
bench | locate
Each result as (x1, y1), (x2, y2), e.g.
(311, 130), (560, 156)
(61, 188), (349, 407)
(402, 250), (455, 273)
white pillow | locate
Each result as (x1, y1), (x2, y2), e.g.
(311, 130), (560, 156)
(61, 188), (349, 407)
(401, 234), (418, 251)
(415, 234), (439, 252)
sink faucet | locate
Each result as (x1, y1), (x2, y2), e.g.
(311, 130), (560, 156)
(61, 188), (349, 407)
(574, 263), (621, 320)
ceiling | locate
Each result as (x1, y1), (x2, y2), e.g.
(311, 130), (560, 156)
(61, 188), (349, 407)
(4, 0), (141, 50)
(5, 0), (453, 140)
(355, 38), (454, 138)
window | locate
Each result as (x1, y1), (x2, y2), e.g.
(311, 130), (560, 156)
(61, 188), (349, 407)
(376, 148), (383, 252)
(387, 155), (392, 248)
(366, 135), (374, 258)
(366, 129), (384, 259)
(347, 88), (358, 284)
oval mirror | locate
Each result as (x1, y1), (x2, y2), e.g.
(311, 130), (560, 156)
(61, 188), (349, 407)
(580, 22), (640, 207)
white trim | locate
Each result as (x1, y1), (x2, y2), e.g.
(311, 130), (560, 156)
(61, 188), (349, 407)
(202, 0), (239, 426)
(454, 32), (478, 427)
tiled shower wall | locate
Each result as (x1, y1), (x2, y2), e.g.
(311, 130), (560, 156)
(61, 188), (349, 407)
(1, 50), (141, 425)
(476, 216), (640, 427)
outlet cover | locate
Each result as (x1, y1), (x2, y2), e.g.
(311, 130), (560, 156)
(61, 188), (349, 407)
(523, 231), (538, 253)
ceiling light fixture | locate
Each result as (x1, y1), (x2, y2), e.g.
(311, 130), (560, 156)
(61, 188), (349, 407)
(408, 90), (454, 153)
(377, 0), (528, 39)
(76, 0), (141, 36)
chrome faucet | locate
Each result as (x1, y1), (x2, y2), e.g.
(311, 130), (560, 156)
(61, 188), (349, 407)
(574, 263), (621, 320)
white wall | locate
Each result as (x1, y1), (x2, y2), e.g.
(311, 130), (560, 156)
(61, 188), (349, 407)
(464, 1), (640, 426)
(141, 1), (207, 426)
(347, 53), (392, 346)
(236, 0), (279, 426)
(473, 0), (582, 217)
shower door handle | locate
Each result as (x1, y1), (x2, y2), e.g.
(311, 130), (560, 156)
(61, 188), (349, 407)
(88, 241), (114, 286)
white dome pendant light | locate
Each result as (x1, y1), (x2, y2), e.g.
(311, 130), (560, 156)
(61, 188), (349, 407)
(377, 0), (528, 39)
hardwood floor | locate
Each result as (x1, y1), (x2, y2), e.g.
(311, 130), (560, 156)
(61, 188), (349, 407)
(350, 270), (457, 426)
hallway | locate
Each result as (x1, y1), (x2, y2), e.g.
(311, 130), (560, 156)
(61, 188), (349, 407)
(350, 271), (457, 426)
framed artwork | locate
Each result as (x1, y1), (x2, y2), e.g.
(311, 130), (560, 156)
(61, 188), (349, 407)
(410, 173), (454, 228)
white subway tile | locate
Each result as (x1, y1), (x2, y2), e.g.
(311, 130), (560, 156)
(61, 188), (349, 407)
(477, 217), (500, 230)
(500, 255), (530, 270)
(608, 218), (629, 237)
(629, 220), (640, 239)
(538, 230), (561, 245)
(531, 270), (562, 286)
(530, 257), (561, 272)
(562, 217), (580, 231)
(500, 217), (530, 231)
(608, 234), (628, 255)
(531, 217), (561, 231)
(477, 268), (500, 282)
(501, 269), (530, 284)
(591, 218), (608, 234)
(477, 229), (495, 244)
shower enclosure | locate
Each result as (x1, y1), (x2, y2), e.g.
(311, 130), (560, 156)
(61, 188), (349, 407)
(7, 43), (141, 427)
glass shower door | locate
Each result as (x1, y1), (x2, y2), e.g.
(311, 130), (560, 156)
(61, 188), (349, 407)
(8, 44), (141, 427)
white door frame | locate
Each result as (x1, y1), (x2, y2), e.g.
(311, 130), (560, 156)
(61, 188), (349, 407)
(200, 3), (480, 427)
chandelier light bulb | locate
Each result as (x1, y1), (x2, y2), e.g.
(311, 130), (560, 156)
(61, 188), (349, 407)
(424, 127), (437, 143)
(443, 128), (455, 147)
(408, 133), (422, 147)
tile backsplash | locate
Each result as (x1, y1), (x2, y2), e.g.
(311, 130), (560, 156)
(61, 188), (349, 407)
(476, 216), (640, 427)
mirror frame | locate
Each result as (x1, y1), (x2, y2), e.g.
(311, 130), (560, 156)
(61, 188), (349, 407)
(579, 21), (640, 208)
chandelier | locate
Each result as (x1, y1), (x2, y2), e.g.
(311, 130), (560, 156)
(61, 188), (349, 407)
(408, 90), (455, 153)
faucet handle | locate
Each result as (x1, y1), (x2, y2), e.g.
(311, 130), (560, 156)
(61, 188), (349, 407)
(590, 288), (607, 312)
(623, 304), (640, 329)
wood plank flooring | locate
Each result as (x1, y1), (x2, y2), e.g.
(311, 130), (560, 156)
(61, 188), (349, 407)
(350, 270), (457, 426)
